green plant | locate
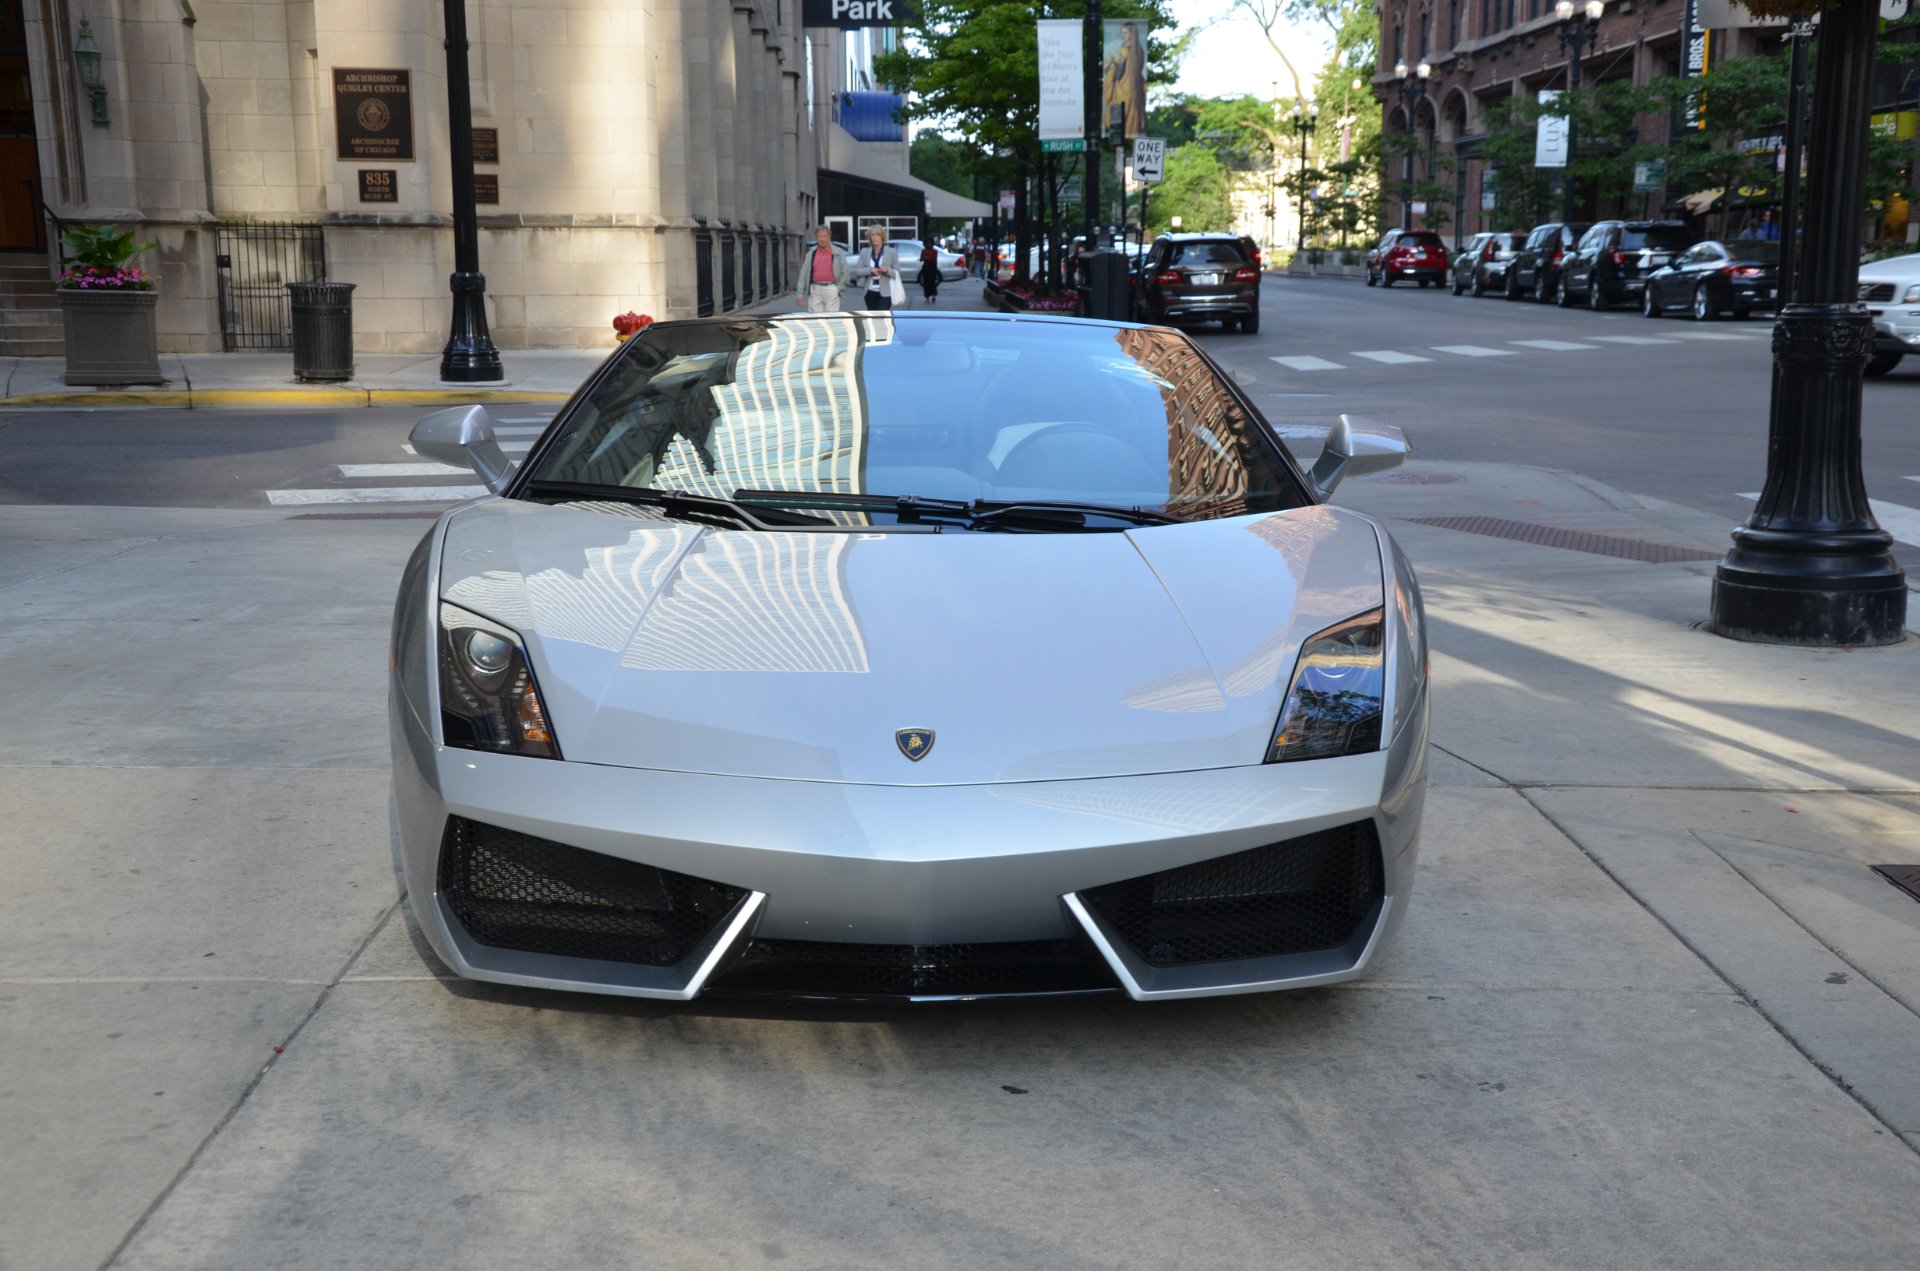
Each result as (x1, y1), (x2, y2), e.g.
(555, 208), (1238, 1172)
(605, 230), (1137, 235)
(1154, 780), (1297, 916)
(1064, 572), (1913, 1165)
(59, 224), (157, 290)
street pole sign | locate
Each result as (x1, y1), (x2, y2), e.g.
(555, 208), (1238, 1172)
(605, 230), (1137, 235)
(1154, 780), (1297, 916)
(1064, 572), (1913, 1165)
(1041, 138), (1087, 153)
(1132, 137), (1165, 183)
(802, 0), (917, 26)
(1037, 20), (1083, 146)
(1633, 160), (1667, 193)
(1534, 90), (1568, 169)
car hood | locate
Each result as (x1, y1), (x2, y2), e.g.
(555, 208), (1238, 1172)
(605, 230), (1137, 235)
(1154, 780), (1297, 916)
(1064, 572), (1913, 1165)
(437, 499), (1384, 785)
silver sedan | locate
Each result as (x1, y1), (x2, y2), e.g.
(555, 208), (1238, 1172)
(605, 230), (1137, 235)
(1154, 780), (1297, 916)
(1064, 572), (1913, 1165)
(391, 312), (1428, 1002)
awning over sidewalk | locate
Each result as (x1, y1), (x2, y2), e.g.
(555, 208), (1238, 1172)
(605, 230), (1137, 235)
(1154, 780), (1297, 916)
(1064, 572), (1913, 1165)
(820, 122), (991, 219)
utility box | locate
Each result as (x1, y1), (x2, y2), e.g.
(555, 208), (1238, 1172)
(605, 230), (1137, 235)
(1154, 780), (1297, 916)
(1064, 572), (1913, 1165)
(286, 281), (356, 382)
(1079, 250), (1131, 322)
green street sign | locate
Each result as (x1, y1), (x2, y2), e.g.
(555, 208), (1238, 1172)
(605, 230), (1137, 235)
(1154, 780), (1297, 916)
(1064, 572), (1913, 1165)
(1633, 160), (1668, 194)
(1041, 138), (1086, 154)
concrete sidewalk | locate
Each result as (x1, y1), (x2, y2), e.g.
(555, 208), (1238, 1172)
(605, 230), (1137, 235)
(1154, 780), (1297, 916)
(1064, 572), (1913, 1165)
(2, 452), (1917, 1269)
(0, 278), (997, 410)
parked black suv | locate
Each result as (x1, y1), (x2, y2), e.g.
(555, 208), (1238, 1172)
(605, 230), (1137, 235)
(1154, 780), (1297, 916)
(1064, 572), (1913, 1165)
(1505, 222), (1592, 303)
(1451, 231), (1526, 297)
(1137, 234), (1262, 332)
(1559, 220), (1698, 310)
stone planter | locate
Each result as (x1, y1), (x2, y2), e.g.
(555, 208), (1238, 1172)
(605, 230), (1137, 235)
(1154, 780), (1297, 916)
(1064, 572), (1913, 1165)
(58, 288), (164, 386)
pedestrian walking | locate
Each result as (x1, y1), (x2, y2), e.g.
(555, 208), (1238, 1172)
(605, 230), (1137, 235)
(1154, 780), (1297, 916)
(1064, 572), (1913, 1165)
(918, 242), (942, 304)
(794, 225), (849, 312)
(853, 227), (902, 312)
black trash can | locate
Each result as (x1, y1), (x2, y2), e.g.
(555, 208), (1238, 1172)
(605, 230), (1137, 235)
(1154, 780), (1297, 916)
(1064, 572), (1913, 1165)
(1081, 250), (1131, 322)
(287, 281), (356, 381)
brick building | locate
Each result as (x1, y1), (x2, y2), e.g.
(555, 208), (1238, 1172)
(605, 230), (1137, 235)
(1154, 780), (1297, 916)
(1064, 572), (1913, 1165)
(1369, 0), (1791, 245)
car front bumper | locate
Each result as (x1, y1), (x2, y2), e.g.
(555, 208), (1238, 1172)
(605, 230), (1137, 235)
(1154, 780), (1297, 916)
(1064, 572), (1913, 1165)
(391, 687), (1427, 1002)
(1870, 309), (1920, 353)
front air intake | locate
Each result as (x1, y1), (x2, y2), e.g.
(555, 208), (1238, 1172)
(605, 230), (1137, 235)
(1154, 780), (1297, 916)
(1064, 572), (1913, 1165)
(437, 818), (746, 967)
(1078, 822), (1384, 967)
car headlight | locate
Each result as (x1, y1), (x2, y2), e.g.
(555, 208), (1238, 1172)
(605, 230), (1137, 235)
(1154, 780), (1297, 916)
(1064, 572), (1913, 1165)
(1267, 609), (1385, 763)
(438, 603), (560, 759)
(1903, 283), (1920, 304)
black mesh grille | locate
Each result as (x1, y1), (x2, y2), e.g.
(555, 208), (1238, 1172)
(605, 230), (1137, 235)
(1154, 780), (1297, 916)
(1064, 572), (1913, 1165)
(438, 818), (746, 966)
(711, 937), (1116, 998)
(1080, 822), (1384, 967)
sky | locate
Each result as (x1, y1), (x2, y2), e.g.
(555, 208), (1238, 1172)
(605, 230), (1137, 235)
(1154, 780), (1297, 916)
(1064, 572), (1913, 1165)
(1163, 0), (1334, 105)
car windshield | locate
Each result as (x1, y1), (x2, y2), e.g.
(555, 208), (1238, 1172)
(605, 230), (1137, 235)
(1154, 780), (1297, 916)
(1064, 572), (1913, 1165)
(519, 315), (1310, 528)
(1172, 242), (1247, 266)
(1622, 227), (1694, 251)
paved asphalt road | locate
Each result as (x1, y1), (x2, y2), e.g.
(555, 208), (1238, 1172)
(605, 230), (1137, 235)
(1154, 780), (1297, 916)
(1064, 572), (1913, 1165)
(3, 276), (1917, 562)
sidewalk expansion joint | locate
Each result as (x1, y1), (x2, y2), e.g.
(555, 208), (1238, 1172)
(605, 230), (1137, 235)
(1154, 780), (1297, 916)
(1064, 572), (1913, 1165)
(95, 894), (407, 1270)
(1520, 789), (1920, 1158)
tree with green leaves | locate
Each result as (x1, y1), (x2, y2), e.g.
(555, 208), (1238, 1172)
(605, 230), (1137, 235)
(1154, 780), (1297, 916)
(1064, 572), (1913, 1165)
(1146, 144), (1237, 234)
(876, 1), (1176, 286)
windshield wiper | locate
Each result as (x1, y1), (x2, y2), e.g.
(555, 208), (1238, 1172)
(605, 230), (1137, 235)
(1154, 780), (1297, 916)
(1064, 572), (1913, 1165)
(526, 481), (831, 529)
(967, 499), (1178, 530)
(732, 488), (973, 524)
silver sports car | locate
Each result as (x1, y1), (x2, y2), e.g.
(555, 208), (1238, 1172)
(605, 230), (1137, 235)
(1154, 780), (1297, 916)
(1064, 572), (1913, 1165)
(390, 312), (1427, 1002)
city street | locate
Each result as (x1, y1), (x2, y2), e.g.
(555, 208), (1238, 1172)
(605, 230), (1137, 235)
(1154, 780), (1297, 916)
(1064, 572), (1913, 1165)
(4, 279), (1919, 1269)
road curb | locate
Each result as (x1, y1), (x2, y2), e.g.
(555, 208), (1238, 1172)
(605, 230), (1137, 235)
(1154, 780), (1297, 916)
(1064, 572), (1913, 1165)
(0, 387), (573, 409)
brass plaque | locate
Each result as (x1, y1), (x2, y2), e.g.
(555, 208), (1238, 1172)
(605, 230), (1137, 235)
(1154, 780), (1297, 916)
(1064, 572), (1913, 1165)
(357, 169), (397, 203)
(334, 68), (414, 162)
(472, 127), (499, 164)
(473, 173), (499, 205)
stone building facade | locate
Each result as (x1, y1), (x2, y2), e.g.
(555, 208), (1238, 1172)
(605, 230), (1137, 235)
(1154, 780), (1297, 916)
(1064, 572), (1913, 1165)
(3, 0), (816, 356)
(1369, 0), (1788, 244)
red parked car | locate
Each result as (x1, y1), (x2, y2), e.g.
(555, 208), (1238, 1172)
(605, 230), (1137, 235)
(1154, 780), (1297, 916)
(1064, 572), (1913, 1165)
(1366, 229), (1450, 288)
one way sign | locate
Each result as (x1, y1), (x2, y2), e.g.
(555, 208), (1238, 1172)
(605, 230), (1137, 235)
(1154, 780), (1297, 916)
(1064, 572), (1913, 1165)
(1133, 137), (1166, 184)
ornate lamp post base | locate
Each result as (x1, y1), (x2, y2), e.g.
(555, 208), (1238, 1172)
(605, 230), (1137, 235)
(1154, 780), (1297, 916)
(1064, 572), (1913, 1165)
(439, 272), (503, 383)
(1705, 0), (1906, 647)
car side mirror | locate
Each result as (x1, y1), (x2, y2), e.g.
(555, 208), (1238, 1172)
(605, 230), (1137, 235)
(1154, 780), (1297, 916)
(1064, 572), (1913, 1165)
(1309, 414), (1411, 500)
(410, 404), (514, 494)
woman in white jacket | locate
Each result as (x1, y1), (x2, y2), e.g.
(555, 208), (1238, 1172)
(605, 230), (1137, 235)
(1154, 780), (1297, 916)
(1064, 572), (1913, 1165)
(850, 227), (902, 311)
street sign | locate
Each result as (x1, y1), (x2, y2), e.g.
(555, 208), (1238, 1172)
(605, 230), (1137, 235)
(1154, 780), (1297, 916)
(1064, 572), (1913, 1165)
(802, 0), (917, 27)
(1633, 160), (1668, 193)
(1133, 137), (1166, 183)
(1041, 138), (1087, 154)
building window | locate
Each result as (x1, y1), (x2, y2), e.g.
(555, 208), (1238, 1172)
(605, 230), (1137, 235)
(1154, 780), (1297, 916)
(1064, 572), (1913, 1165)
(1393, 23), (1402, 63)
(1419, 14), (1428, 56)
(1449, 2), (1459, 46)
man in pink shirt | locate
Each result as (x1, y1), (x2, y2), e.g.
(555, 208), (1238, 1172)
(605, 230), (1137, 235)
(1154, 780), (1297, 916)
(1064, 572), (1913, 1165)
(795, 226), (850, 311)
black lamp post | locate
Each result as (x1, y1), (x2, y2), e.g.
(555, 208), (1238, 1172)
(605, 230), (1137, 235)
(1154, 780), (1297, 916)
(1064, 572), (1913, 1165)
(438, 0), (503, 383)
(1392, 60), (1429, 230)
(1709, 0), (1906, 646)
(1291, 104), (1317, 250)
(1554, 1), (1604, 225)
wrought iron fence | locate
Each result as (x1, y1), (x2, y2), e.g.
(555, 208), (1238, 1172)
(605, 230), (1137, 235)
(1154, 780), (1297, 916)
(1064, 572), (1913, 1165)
(215, 222), (326, 350)
(695, 225), (714, 317)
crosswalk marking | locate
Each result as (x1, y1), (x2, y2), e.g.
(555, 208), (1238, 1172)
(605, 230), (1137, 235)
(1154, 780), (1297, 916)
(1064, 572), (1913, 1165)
(339, 462), (469, 478)
(268, 485), (489, 506)
(1272, 355), (1344, 371)
(496, 417), (551, 425)
(493, 426), (547, 436)
(1352, 350), (1433, 364)
(1671, 331), (1755, 341)
(1511, 339), (1599, 351)
(1430, 345), (1516, 357)
(403, 442), (529, 456)
(1737, 492), (1920, 547)
(1588, 335), (1681, 345)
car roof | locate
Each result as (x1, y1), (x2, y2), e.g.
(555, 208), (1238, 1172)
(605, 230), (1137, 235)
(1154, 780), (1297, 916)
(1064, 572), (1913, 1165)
(1155, 232), (1241, 242)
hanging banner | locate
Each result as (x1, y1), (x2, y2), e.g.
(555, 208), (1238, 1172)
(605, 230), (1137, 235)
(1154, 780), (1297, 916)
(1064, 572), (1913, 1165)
(1682, 0), (1709, 131)
(1037, 20), (1083, 143)
(1535, 90), (1568, 169)
(1102, 20), (1149, 139)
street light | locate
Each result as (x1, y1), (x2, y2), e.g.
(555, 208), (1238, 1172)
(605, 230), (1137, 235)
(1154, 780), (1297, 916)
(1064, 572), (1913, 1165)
(438, 0), (503, 382)
(1554, 0), (1604, 225)
(73, 18), (108, 128)
(1393, 60), (1429, 231)
(1709, 1), (1906, 645)
(1291, 103), (1318, 252)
